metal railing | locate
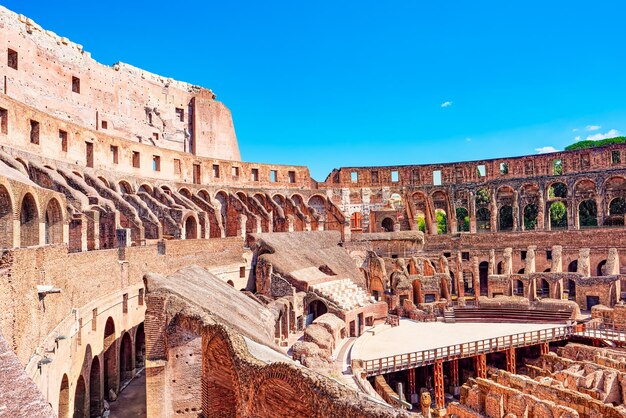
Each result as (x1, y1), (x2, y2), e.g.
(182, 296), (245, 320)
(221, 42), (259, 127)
(360, 325), (573, 377)
(573, 322), (626, 343)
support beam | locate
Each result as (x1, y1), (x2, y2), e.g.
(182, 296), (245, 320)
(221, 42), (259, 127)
(506, 348), (516, 374)
(408, 368), (416, 399)
(474, 354), (487, 379)
(433, 360), (445, 410)
(450, 359), (459, 387)
(540, 342), (550, 356)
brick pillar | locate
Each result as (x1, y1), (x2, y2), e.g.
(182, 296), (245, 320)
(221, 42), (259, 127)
(408, 368), (416, 398)
(474, 354), (487, 379)
(433, 360), (445, 410)
(450, 360), (459, 387)
(540, 342), (549, 356)
(506, 348), (516, 374)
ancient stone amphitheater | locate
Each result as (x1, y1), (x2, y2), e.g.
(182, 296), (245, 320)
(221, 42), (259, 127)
(1, 5), (626, 418)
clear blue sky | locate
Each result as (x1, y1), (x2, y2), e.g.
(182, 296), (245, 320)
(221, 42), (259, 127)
(5, 1), (626, 181)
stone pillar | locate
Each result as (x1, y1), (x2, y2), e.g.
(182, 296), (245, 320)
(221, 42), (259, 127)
(456, 251), (465, 298)
(506, 348), (516, 374)
(577, 248), (591, 277)
(503, 248), (513, 275)
(540, 342), (550, 356)
(488, 249), (496, 276)
(606, 248), (620, 275)
(596, 195), (605, 226)
(472, 256), (480, 302)
(469, 191), (477, 233)
(490, 191), (498, 232)
(537, 192), (545, 231)
(450, 359), (460, 396)
(551, 245), (563, 273)
(448, 196), (457, 233)
(525, 246), (536, 274)
(474, 354), (487, 379)
(408, 368), (417, 403)
(512, 191), (520, 231)
(434, 360), (445, 410)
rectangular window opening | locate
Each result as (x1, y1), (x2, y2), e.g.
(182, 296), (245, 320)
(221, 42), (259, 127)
(110, 146), (118, 164)
(270, 170), (277, 183)
(29, 120), (40, 144)
(553, 159), (563, 175)
(288, 170), (296, 183)
(433, 170), (442, 186)
(132, 151), (141, 168)
(152, 155), (161, 172)
(0, 107), (8, 134)
(461, 252), (470, 261)
(71, 76), (80, 93)
(239, 266), (246, 278)
(153, 132), (159, 141)
(175, 107), (184, 122)
(173, 158), (181, 175)
(477, 165), (486, 177)
(212, 164), (220, 178)
(612, 150), (621, 165)
(391, 170), (399, 182)
(351, 171), (358, 183)
(232, 166), (240, 177)
(251, 168), (259, 182)
(499, 162), (509, 174)
(193, 164), (201, 184)
(521, 251), (527, 260)
(59, 130), (68, 152)
(371, 170), (379, 183)
(546, 250), (552, 260)
(101, 120), (108, 130)
(86, 142), (94, 168)
(7, 49), (18, 70)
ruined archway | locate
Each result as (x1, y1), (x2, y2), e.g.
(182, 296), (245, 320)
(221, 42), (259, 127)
(184, 215), (198, 239)
(568, 260), (578, 273)
(381, 217), (394, 232)
(435, 209), (447, 234)
(74, 374), (86, 418)
(308, 299), (328, 322)
(119, 332), (133, 383)
(523, 204), (538, 230)
(539, 278), (550, 298)
(0, 184), (14, 248)
(19, 192), (39, 247)
(58, 374), (70, 418)
(597, 260), (607, 276)
(498, 205), (513, 231)
(135, 323), (145, 369)
(578, 199), (597, 228)
(456, 207), (469, 232)
(607, 197), (626, 226)
(513, 280), (524, 296)
(103, 317), (118, 400)
(45, 197), (63, 244)
(89, 356), (101, 417)
(118, 181), (133, 194)
(202, 331), (239, 417)
(476, 207), (491, 232)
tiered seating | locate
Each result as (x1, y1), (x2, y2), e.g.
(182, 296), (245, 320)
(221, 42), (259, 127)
(453, 307), (572, 323)
(311, 279), (371, 311)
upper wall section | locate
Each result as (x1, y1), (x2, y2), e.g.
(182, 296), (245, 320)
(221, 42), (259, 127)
(322, 144), (626, 188)
(0, 6), (240, 161)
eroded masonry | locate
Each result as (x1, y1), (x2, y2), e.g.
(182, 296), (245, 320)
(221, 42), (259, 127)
(1, 5), (626, 418)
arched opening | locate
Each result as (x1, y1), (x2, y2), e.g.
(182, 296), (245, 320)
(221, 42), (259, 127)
(103, 318), (117, 400)
(381, 217), (394, 232)
(119, 332), (133, 384)
(308, 299), (328, 323)
(523, 204), (538, 230)
(597, 260), (607, 276)
(578, 199), (597, 228)
(497, 261), (503, 275)
(463, 271), (474, 295)
(539, 279), (550, 298)
(566, 279), (576, 300)
(178, 187), (191, 198)
(45, 198), (63, 244)
(498, 205), (514, 231)
(118, 181), (133, 194)
(19, 193), (39, 247)
(456, 207), (469, 232)
(475, 188), (491, 205)
(415, 210), (426, 233)
(479, 261), (489, 296)
(548, 182), (568, 199)
(0, 185), (14, 248)
(513, 280), (524, 296)
(549, 201), (567, 229)
(476, 207), (491, 232)
(567, 260), (578, 273)
(198, 190), (211, 203)
(89, 357), (101, 417)
(435, 209), (447, 235)
(227, 280), (234, 287)
(58, 374), (70, 418)
(184, 216), (198, 239)
(137, 184), (152, 194)
(607, 197), (626, 226)
(201, 332), (238, 417)
(74, 375), (86, 418)
(97, 177), (109, 188)
(135, 323), (145, 369)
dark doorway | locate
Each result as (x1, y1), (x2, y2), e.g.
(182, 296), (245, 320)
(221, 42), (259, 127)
(308, 300), (328, 323)
(586, 296), (600, 310)
(479, 261), (489, 296)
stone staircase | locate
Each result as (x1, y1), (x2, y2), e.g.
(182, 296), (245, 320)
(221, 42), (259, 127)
(311, 279), (372, 311)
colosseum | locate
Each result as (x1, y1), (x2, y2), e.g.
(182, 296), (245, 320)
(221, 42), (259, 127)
(1, 5), (626, 418)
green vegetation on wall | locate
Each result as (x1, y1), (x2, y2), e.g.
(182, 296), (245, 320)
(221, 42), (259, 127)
(564, 137), (626, 151)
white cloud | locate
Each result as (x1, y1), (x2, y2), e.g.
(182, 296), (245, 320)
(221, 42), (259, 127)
(574, 136), (581, 141)
(572, 128), (579, 132)
(441, 101), (453, 108)
(585, 129), (621, 141)
(585, 125), (601, 131)
(536, 146), (558, 154)
(465, 137), (471, 142)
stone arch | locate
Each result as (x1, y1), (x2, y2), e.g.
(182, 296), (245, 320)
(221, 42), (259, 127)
(137, 183), (153, 194)
(456, 207), (469, 232)
(539, 278), (550, 297)
(202, 330), (240, 417)
(0, 183), (14, 248)
(183, 214), (199, 239)
(574, 178), (597, 198)
(597, 259), (607, 276)
(513, 279), (524, 296)
(119, 332), (133, 383)
(97, 176), (109, 188)
(89, 356), (101, 417)
(19, 192), (40, 247)
(475, 187), (491, 205)
(523, 203), (538, 230)
(308, 299), (328, 321)
(272, 193), (286, 206)
(290, 193), (305, 207)
(568, 260), (578, 273)
(74, 374), (87, 418)
(178, 187), (192, 198)
(103, 317), (118, 399)
(118, 180), (133, 194)
(45, 197), (64, 244)
(435, 208), (448, 234)
(381, 217), (394, 232)
(607, 197), (626, 226)
(578, 199), (597, 228)
(250, 371), (313, 417)
(135, 323), (145, 369)
(197, 189), (211, 203)
(58, 373), (70, 418)
(548, 181), (568, 199)
(499, 205), (514, 231)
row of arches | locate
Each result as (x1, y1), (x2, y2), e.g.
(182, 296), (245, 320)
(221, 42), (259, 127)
(57, 320), (145, 418)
